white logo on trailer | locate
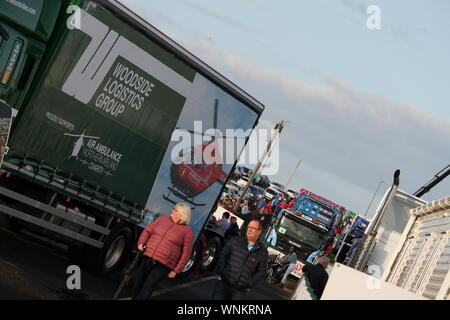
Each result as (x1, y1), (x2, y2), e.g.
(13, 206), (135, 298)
(63, 6), (203, 107)
(64, 130), (100, 159)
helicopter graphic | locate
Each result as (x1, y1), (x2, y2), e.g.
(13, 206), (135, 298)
(163, 99), (241, 207)
(64, 130), (100, 159)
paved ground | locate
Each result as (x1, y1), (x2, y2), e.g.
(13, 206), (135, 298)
(0, 214), (295, 300)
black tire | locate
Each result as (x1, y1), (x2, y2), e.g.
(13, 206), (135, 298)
(199, 237), (221, 272)
(177, 240), (202, 280)
(83, 222), (134, 276)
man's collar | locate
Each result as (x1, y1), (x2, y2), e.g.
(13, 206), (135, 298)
(243, 236), (262, 248)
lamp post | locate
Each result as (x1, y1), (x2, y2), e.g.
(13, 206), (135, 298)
(364, 181), (384, 218)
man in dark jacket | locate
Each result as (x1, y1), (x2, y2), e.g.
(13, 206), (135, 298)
(301, 256), (329, 299)
(224, 216), (240, 241)
(213, 219), (268, 300)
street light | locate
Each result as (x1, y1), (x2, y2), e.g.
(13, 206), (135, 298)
(364, 181), (384, 218)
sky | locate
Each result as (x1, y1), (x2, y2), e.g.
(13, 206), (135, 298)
(119, 0), (450, 219)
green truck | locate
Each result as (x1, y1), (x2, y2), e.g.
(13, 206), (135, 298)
(0, 0), (263, 276)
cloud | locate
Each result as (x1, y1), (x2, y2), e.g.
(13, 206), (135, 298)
(257, 119), (275, 131)
(341, 0), (367, 14)
(179, 39), (450, 214)
(178, 0), (259, 34)
(119, 0), (180, 30)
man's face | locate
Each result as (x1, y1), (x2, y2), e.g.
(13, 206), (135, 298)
(246, 221), (262, 243)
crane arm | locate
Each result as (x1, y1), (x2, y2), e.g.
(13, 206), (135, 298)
(413, 164), (450, 198)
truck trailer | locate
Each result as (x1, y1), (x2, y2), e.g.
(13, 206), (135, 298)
(308, 169), (450, 300)
(319, 194), (450, 300)
(0, 0), (263, 276)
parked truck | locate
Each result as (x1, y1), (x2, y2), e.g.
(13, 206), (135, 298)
(333, 213), (370, 264)
(346, 171), (427, 276)
(267, 188), (346, 278)
(0, 0), (263, 276)
(319, 193), (450, 300)
(297, 169), (450, 300)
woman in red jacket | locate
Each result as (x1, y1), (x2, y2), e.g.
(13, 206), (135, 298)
(132, 203), (194, 300)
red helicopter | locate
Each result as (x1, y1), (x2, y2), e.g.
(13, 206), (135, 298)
(164, 99), (232, 207)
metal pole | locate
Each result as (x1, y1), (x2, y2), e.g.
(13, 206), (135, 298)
(285, 160), (301, 190)
(233, 120), (286, 212)
(353, 170), (400, 271)
(363, 181), (384, 218)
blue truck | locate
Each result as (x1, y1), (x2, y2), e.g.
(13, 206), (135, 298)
(266, 189), (346, 277)
(333, 215), (370, 264)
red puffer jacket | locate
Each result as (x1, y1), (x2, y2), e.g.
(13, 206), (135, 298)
(138, 216), (194, 274)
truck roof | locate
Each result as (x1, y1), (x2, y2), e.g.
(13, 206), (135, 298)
(102, 0), (265, 114)
(299, 188), (346, 212)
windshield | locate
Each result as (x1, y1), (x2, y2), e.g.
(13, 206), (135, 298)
(266, 189), (277, 195)
(276, 215), (324, 249)
(272, 183), (284, 190)
(250, 186), (264, 195)
(228, 182), (242, 190)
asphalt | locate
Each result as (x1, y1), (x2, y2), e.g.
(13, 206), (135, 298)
(0, 214), (294, 300)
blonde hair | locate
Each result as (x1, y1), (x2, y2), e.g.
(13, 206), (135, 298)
(175, 203), (191, 225)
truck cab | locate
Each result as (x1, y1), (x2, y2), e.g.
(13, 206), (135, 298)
(0, 0), (61, 109)
(267, 189), (346, 278)
(334, 215), (370, 263)
(271, 209), (329, 262)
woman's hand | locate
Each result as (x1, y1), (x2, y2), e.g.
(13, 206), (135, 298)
(168, 271), (177, 279)
(138, 244), (146, 251)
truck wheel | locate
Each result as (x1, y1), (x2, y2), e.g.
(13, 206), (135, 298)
(84, 222), (134, 276)
(178, 240), (202, 280)
(200, 237), (221, 272)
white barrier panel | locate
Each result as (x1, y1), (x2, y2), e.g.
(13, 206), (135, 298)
(321, 263), (427, 300)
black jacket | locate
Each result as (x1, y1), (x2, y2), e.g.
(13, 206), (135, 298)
(216, 236), (268, 291)
(302, 263), (329, 299)
(224, 222), (239, 241)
